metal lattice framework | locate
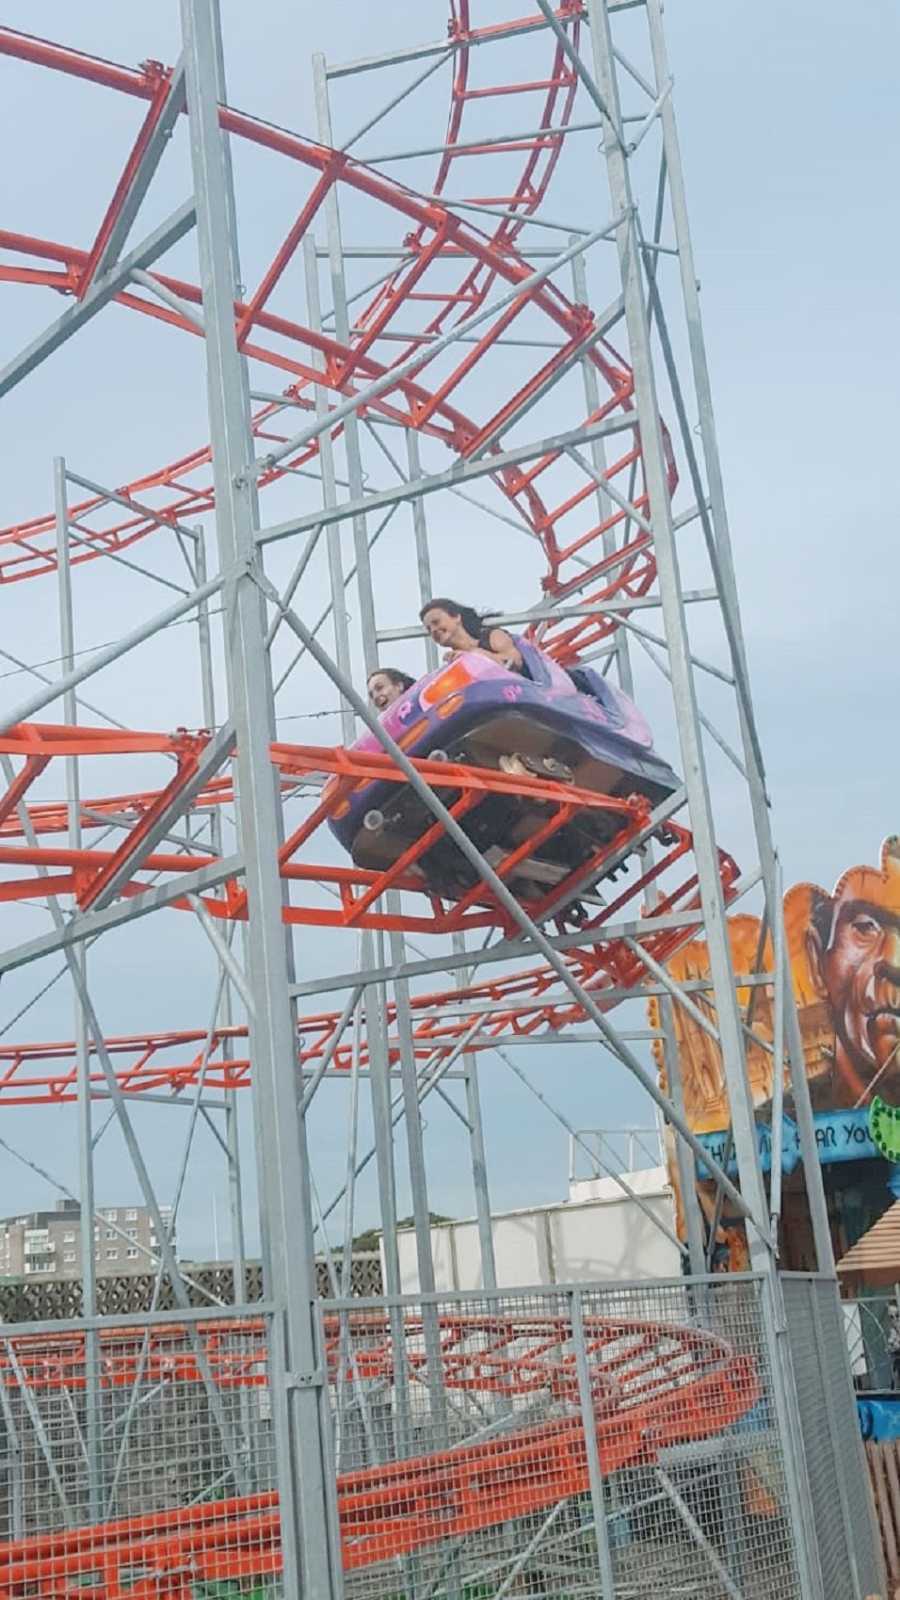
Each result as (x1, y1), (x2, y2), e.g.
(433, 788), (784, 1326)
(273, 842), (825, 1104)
(0, 3), (865, 1599)
(0, 8), (667, 659)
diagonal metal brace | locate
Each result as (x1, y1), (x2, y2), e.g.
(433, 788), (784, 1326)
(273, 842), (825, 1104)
(0, 754), (50, 833)
(80, 61), (187, 293)
(79, 722), (236, 912)
(0, 199), (196, 400)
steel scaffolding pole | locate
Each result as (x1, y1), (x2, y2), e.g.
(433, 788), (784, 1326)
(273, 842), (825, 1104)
(581, 0), (772, 1269)
(360, 938), (416, 1467)
(452, 929), (500, 1294)
(569, 237), (705, 1275)
(312, 51), (379, 676)
(404, 411), (497, 1292)
(54, 457), (104, 1519)
(195, 528), (248, 1302)
(314, 53), (446, 1316)
(404, 419), (499, 1289)
(179, 1), (340, 1595)
(642, 0), (833, 1274)
(582, 6), (823, 1590)
(312, 52), (432, 1321)
(302, 233), (355, 748)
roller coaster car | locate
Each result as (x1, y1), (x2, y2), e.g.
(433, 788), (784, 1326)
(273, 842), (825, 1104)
(328, 642), (679, 905)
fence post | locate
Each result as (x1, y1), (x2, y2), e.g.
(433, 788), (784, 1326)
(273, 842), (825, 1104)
(809, 1283), (862, 1598)
(314, 1299), (346, 1588)
(763, 1276), (825, 1600)
(569, 1288), (616, 1598)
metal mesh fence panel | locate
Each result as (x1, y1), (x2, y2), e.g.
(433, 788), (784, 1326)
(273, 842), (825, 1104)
(781, 1274), (884, 1600)
(322, 1276), (804, 1600)
(0, 1279), (867, 1598)
(0, 1309), (279, 1597)
(780, 1276), (853, 1600)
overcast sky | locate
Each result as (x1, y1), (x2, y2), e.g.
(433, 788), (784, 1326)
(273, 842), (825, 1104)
(0, 1), (897, 1263)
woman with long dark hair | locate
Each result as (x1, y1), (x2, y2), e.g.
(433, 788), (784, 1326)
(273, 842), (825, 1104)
(367, 666), (415, 712)
(419, 597), (525, 674)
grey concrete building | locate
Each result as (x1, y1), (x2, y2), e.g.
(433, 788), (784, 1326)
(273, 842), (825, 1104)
(0, 1199), (174, 1279)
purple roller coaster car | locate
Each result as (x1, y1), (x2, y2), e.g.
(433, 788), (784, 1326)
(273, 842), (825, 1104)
(328, 640), (679, 902)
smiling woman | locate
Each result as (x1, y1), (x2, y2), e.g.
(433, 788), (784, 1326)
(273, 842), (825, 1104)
(367, 667), (415, 712)
(420, 595), (525, 675)
(330, 638), (680, 909)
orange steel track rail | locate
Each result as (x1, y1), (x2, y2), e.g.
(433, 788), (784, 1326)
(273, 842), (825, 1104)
(0, 841), (735, 1105)
(0, 1312), (760, 1592)
(0, 718), (740, 1103)
(0, 721), (705, 939)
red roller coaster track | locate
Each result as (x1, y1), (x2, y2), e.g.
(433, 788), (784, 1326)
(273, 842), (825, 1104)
(0, 719), (738, 1103)
(0, 4), (674, 662)
(0, 6), (754, 1595)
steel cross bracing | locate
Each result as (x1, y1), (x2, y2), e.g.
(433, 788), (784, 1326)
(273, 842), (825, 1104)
(0, 2), (838, 1598)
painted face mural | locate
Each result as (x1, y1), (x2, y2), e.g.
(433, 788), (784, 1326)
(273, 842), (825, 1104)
(805, 892), (900, 1106)
(652, 837), (900, 1121)
(650, 837), (900, 1265)
(787, 837), (900, 1116)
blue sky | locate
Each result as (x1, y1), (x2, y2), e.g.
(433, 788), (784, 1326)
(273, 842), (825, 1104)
(0, 1), (897, 1260)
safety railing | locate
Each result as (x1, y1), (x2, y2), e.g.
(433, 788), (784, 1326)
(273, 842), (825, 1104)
(782, 1274), (885, 1600)
(0, 1276), (879, 1598)
(569, 1125), (666, 1186)
(840, 1287), (900, 1393)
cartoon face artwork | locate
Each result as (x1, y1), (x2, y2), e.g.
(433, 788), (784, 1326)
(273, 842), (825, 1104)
(804, 864), (900, 1107)
(651, 838), (900, 1268)
(654, 839), (900, 1123)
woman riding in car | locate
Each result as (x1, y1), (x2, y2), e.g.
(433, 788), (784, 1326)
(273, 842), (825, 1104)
(419, 597), (529, 677)
(367, 667), (415, 712)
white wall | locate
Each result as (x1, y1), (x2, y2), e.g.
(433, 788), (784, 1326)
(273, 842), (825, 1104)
(568, 1166), (672, 1206)
(389, 1168), (680, 1293)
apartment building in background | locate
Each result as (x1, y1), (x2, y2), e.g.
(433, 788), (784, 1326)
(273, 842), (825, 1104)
(0, 1199), (174, 1279)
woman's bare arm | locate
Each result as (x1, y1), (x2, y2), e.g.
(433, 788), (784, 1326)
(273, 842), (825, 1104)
(480, 628), (523, 671)
(443, 627), (523, 671)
